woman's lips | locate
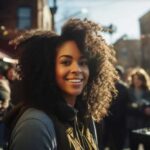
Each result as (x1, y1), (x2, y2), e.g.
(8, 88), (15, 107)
(67, 79), (83, 83)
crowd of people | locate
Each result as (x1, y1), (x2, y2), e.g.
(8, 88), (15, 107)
(100, 66), (150, 150)
(0, 18), (149, 150)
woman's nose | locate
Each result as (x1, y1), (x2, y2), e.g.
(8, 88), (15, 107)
(71, 62), (82, 73)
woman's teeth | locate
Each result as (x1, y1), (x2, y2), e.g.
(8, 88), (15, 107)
(68, 79), (82, 83)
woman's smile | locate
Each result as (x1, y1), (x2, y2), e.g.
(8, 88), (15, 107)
(65, 78), (84, 87)
(66, 77), (83, 82)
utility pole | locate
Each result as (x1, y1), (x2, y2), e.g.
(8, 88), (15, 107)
(108, 24), (117, 43)
(103, 24), (117, 43)
(50, 0), (57, 31)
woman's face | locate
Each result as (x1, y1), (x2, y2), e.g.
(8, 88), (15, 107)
(7, 68), (16, 81)
(55, 41), (89, 102)
(132, 74), (143, 89)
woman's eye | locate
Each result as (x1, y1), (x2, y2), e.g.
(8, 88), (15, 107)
(79, 60), (88, 66)
(61, 60), (71, 66)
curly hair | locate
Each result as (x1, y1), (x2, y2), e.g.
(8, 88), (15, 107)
(10, 19), (118, 122)
(61, 19), (118, 121)
(10, 30), (60, 109)
(129, 67), (150, 90)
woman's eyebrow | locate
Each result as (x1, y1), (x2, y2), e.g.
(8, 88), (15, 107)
(58, 55), (87, 59)
(58, 55), (72, 59)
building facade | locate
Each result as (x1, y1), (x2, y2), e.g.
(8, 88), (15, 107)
(139, 10), (150, 70)
(114, 36), (141, 70)
(0, 0), (52, 57)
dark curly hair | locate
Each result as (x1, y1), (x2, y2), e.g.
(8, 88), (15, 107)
(10, 30), (60, 109)
(10, 19), (118, 122)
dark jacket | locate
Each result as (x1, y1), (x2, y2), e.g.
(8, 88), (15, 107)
(127, 88), (150, 129)
(99, 80), (129, 150)
(5, 102), (99, 150)
(106, 80), (129, 124)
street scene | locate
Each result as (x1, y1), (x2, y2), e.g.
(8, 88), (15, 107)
(0, 0), (150, 150)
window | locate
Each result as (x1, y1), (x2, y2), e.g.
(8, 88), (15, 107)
(121, 48), (128, 59)
(17, 7), (31, 29)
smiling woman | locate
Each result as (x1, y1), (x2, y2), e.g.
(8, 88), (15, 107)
(4, 18), (118, 150)
(55, 41), (89, 106)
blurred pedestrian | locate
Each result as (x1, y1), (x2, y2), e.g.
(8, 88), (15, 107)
(0, 59), (11, 148)
(127, 67), (150, 150)
(5, 18), (118, 150)
(100, 65), (130, 150)
(5, 64), (21, 105)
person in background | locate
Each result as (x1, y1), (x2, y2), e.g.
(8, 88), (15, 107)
(5, 64), (21, 105)
(100, 65), (130, 150)
(5, 18), (118, 150)
(0, 59), (11, 148)
(127, 67), (150, 150)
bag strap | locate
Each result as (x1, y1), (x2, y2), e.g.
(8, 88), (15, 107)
(88, 119), (99, 149)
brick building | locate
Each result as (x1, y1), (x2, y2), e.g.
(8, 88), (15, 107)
(0, 0), (52, 57)
(139, 10), (150, 70)
(114, 35), (141, 70)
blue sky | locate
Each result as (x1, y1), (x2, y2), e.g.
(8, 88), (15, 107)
(50, 0), (150, 43)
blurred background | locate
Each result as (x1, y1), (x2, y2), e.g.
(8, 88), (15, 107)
(0, 0), (150, 72)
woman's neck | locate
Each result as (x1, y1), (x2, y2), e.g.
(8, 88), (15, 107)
(63, 95), (76, 107)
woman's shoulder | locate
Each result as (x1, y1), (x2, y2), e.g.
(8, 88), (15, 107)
(18, 108), (50, 120)
(14, 108), (55, 132)
(10, 108), (57, 150)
